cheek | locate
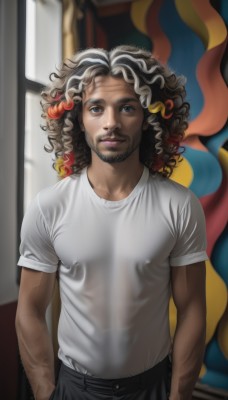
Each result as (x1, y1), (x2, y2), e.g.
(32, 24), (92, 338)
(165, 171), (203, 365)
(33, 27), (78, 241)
(129, 119), (144, 135)
(128, 113), (144, 129)
(83, 116), (101, 132)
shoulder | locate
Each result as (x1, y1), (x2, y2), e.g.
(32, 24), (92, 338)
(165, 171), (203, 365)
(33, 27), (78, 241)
(37, 172), (83, 209)
(24, 171), (85, 225)
(148, 172), (189, 193)
(147, 172), (194, 210)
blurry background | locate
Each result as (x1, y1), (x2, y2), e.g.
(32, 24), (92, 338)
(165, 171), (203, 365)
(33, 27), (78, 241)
(0, 0), (227, 398)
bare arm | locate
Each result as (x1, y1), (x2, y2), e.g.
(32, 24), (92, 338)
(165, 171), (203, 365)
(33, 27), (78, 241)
(15, 267), (57, 400)
(169, 261), (206, 400)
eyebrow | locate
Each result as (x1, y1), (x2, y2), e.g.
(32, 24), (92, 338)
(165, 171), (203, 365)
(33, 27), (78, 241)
(83, 97), (140, 107)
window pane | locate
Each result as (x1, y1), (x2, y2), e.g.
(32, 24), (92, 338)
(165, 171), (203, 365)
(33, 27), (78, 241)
(26, 0), (62, 83)
(24, 91), (57, 210)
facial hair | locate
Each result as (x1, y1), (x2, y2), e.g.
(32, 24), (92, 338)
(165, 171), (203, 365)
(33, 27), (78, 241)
(84, 131), (142, 164)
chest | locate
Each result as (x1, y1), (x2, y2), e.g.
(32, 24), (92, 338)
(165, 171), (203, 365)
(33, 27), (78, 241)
(51, 199), (177, 269)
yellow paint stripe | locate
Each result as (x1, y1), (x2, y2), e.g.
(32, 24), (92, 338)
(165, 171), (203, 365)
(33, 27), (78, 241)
(170, 156), (193, 188)
(199, 364), (207, 379)
(175, 0), (208, 48)
(175, 0), (227, 50)
(131, 0), (154, 35)
(218, 147), (228, 170)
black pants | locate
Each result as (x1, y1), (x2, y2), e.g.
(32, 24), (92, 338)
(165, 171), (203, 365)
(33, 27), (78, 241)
(50, 356), (171, 400)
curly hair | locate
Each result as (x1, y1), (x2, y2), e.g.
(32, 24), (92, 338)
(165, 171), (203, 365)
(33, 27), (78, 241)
(41, 45), (189, 178)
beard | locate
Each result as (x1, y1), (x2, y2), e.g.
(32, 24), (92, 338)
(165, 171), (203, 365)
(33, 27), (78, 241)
(85, 132), (142, 164)
(92, 146), (139, 163)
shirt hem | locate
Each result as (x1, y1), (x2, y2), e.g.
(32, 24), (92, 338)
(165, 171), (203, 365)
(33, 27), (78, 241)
(17, 256), (58, 273)
(170, 251), (208, 266)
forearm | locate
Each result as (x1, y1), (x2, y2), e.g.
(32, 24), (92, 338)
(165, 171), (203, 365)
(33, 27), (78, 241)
(169, 310), (206, 400)
(16, 312), (55, 400)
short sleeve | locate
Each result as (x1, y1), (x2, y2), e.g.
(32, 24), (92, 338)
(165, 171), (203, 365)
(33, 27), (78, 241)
(170, 190), (208, 266)
(18, 194), (59, 273)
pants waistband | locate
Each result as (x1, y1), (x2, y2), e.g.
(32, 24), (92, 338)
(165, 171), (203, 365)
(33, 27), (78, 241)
(60, 356), (171, 394)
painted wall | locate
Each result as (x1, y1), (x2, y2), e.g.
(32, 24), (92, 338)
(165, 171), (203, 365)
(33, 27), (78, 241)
(78, 0), (228, 391)
(1, 1), (225, 398)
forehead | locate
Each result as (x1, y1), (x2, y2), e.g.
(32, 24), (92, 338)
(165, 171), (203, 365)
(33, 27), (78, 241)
(82, 75), (138, 102)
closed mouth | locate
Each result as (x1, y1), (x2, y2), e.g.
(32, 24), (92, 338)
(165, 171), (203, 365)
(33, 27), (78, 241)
(100, 137), (125, 142)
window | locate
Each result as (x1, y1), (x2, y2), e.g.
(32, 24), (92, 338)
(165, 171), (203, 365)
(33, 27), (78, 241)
(24, 0), (62, 209)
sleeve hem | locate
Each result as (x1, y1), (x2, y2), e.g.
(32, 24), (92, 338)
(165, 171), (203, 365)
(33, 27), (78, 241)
(170, 251), (208, 267)
(17, 256), (58, 273)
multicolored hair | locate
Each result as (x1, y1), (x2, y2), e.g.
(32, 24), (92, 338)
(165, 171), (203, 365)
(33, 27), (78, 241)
(41, 45), (189, 178)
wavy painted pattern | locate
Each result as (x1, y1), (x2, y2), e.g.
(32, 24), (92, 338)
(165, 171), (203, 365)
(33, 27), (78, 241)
(130, 0), (228, 391)
(88, 0), (228, 391)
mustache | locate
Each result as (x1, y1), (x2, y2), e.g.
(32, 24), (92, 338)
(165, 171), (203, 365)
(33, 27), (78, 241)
(99, 131), (126, 141)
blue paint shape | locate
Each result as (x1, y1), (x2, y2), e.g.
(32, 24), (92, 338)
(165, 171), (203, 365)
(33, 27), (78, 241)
(202, 338), (228, 390)
(123, 31), (152, 51)
(204, 338), (228, 373)
(212, 225), (228, 285)
(205, 125), (228, 157)
(221, 1), (228, 26)
(159, 0), (205, 120)
(184, 146), (222, 197)
(201, 370), (228, 391)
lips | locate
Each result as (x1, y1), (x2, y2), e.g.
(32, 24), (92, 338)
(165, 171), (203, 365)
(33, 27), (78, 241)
(99, 137), (125, 149)
(101, 138), (124, 142)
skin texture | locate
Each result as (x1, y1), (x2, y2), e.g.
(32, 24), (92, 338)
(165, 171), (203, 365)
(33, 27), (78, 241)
(16, 269), (56, 400)
(82, 76), (145, 165)
(170, 263), (206, 400)
(81, 76), (147, 200)
(16, 76), (206, 400)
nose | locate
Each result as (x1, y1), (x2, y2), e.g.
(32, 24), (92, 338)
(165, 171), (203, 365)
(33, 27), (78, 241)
(103, 108), (121, 131)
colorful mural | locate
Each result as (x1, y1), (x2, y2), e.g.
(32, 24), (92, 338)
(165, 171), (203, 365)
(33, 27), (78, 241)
(76, 0), (228, 391)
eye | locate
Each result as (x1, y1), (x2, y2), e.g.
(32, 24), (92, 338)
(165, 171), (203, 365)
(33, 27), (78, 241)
(89, 105), (103, 114)
(121, 104), (135, 113)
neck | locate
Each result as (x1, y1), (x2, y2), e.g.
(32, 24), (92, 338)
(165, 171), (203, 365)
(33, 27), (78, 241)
(87, 153), (144, 201)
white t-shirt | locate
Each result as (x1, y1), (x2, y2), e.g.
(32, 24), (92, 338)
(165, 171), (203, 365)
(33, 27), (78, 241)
(18, 167), (207, 378)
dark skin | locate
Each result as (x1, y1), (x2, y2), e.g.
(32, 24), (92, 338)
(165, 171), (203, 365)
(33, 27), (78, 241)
(16, 76), (206, 400)
(170, 263), (206, 400)
(16, 269), (56, 400)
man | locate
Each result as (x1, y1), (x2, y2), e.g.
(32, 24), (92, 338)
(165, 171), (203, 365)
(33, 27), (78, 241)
(16, 45), (207, 400)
